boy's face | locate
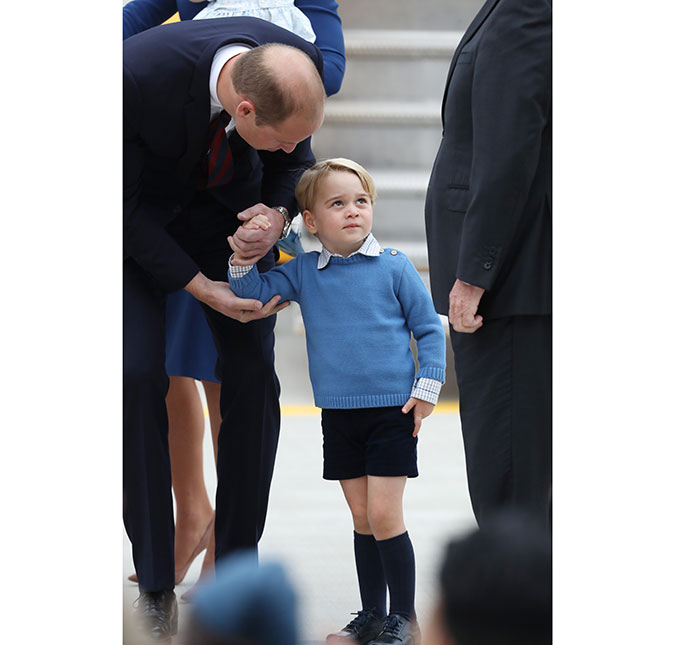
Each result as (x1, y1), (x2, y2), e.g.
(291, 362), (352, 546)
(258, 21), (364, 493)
(302, 170), (374, 257)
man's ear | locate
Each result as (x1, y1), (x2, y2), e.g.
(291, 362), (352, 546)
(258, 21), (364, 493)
(302, 209), (318, 234)
(235, 99), (255, 119)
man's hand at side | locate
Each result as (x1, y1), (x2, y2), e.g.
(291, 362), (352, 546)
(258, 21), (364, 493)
(227, 203), (285, 264)
(448, 279), (486, 333)
(185, 271), (289, 322)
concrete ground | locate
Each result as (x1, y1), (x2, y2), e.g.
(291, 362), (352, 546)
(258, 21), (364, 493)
(123, 307), (475, 644)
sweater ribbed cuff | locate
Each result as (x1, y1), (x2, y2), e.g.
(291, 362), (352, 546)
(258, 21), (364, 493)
(415, 366), (445, 383)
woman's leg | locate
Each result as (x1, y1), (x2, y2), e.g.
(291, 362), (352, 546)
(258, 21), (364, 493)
(194, 379), (222, 580)
(166, 376), (215, 582)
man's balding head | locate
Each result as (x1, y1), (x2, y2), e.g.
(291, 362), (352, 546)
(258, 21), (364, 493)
(232, 43), (325, 128)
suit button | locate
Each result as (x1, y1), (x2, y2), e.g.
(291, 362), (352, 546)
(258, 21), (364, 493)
(173, 205), (182, 215)
(483, 261), (492, 270)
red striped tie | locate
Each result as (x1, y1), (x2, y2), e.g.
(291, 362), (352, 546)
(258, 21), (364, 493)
(199, 111), (233, 190)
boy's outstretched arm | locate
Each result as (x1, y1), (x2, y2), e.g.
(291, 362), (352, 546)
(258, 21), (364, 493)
(402, 397), (435, 437)
(227, 247), (302, 305)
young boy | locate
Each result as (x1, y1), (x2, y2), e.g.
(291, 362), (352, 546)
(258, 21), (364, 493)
(228, 158), (445, 645)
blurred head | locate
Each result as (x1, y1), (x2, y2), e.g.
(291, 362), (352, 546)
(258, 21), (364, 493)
(296, 158), (377, 256)
(231, 43), (325, 152)
(428, 510), (552, 645)
(187, 551), (298, 645)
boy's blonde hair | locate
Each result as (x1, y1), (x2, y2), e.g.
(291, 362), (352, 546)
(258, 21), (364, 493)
(295, 158), (377, 212)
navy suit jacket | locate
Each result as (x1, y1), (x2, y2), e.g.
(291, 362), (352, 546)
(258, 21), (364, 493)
(425, 0), (552, 319)
(123, 17), (323, 291)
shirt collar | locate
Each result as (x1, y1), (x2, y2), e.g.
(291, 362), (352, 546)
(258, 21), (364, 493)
(317, 233), (382, 269)
(209, 44), (251, 120)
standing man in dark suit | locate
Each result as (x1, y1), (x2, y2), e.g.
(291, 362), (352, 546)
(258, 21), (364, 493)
(425, 0), (552, 528)
(124, 16), (325, 638)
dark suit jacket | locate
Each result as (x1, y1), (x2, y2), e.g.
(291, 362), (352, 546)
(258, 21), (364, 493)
(425, 0), (551, 320)
(123, 17), (324, 292)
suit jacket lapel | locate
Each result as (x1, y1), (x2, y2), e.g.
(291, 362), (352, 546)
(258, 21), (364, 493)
(440, 0), (501, 125)
(177, 47), (220, 182)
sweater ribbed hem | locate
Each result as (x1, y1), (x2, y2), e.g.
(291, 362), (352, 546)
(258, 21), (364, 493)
(315, 393), (410, 409)
(415, 366), (446, 383)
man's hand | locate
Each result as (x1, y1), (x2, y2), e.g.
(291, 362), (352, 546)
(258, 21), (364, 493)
(185, 271), (289, 322)
(448, 279), (485, 333)
(227, 203), (285, 264)
(402, 397), (435, 437)
(230, 213), (273, 266)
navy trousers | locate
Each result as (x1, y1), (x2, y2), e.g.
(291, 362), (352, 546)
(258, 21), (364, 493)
(123, 195), (281, 592)
(450, 315), (552, 528)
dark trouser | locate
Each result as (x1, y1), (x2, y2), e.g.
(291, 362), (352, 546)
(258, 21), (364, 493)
(123, 259), (175, 593)
(450, 315), (551, 528)
(123, 194), (281, 592)
(200, 301), (280, 561)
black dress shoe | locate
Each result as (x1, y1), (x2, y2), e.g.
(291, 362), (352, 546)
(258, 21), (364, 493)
(134, 590), (178, 641)
(367, 614), (420, 645)
(326, 608), (384, 644)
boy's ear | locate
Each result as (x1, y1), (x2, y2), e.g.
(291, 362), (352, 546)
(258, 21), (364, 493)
(302, 209), (318, 234)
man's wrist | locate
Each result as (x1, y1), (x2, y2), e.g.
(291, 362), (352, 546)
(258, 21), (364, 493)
(273, 206), (292, 239)
(184, 271), (215, 304)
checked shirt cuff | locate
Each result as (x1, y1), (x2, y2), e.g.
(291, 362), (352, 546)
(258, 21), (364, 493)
(228, 254), (255, 278)
(411, 377), (442, 405)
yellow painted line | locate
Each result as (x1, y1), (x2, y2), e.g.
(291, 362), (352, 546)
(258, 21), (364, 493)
(204, 402), (459, 417)
(282, 404), (320, 416)
(279, 401), (459, 416)
(433, 401), (460, 413)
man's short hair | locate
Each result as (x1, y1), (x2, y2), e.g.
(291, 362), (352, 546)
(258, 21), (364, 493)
(232, 43), (323, 126)
(439, 510), (552, 645)
(295, 158), (377, 212)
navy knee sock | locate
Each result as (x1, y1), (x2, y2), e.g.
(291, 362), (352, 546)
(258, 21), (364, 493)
(353, 531), (387, 618)
(376, 531), (416, 621)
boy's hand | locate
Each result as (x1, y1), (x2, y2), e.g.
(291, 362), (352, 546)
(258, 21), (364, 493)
(243, 213), (272, 231)
(402, 397), (435, 437)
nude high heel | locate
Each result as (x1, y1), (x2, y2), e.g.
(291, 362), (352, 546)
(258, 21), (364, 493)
(128, 513), (215, 584)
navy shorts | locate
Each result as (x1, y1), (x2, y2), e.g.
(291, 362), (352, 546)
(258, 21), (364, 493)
(321, 406), (418, 480)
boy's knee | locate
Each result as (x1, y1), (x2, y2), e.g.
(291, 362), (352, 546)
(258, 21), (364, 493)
(348, 501), (369, 528)
(367, 502), (404, 537)
(367, 505), (392, 534)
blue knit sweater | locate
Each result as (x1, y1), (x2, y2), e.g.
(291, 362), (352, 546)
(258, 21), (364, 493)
(229, 249), (446, 409)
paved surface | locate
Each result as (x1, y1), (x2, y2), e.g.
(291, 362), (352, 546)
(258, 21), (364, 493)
(123, 346), (476, 643)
